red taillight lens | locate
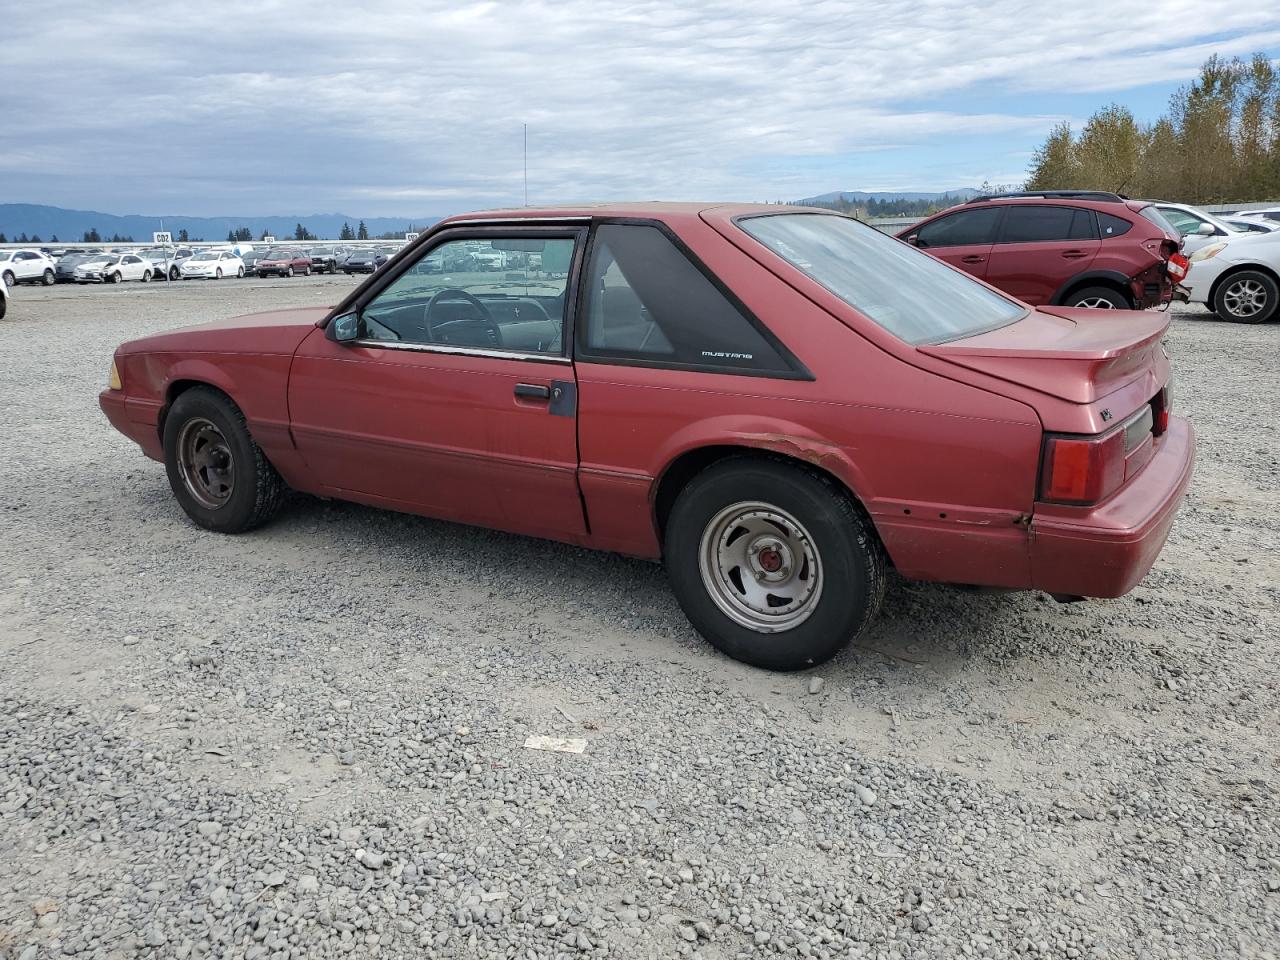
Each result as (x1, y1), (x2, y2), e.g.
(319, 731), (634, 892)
(1154, 385), (1171, 435)
(1040, 430), (1126, 505)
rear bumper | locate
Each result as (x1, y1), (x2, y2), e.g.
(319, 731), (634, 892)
(100, 389), (165, 462)
(1029, 416), (1194, 598)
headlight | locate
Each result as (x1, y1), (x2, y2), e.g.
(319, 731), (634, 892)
(108, 360), (122, 391)
(1189, 243), (1227, 263)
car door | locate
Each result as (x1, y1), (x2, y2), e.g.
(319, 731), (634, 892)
(907, 207), (1002, 280)
(983, 205), (1099, 305)
(288, 226), (588, 543)
(16, 252), (43, 280)
(122, 255), (144, 280)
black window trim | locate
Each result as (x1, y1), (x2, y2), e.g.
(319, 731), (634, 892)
(331, 223), (589, 365)
(572, 216), (813, 381)
(993, 204), (1100, 245)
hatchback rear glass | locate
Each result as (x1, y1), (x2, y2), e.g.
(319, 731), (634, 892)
(737, 213), (1026, 344)
(1137, 206), (1178, 237)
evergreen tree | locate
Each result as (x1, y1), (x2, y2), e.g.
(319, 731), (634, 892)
(339, 222), (355, 241)
(178, 229), (189, 243)
(0, 233), (6, 243)
(84, 228), (101, 243)
(31, 235), (41, 243)
(51, 235), (58, 243)
(17, 233), (28, 243)
(357, 220), (368, 240)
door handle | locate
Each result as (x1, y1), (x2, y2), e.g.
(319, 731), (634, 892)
(960, 256), (985, 264)
(514, 383), (551, 400)
(1061, 250), (1087, 259)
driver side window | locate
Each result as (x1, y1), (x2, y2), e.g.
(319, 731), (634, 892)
(359, 236), (577, 355)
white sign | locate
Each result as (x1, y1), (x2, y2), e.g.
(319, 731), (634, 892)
(262, 236), (276, 243)
(405, 232), (419, 241)
(153, 231), (172, 244)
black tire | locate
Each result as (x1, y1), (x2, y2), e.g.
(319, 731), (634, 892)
(110, 271), (123, 284)
(141, 269), (151, 283)
(237, 266), (245, 278)
(2, 270), (14, 288)
(1212, 269), (1278, 324)
(170, 267), (180, 280)
(0, 296), (6, 320)
(41, 268), (55, 286)
(215, 268), (223, 280)
(163, 386), (287, 534)
(285, 266), (294, 278)
(664, 457), (885, 671)
(303, 265), (311, 276)
(1067, 286), (1130, 309)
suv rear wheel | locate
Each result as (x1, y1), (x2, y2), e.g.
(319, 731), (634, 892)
(1068, 286), (1130, 309)
(1214, 270), (1278, 324)
(665, 458), (885, 671)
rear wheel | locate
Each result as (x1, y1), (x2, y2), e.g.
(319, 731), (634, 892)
(141, 270), (151, 283)
(41, 268), (55, 286)
(237, 266), (245, 278)
(303, 265), (311, 276)
(163, 387), (286, 533)
(664, 458), (885, 671)
(2, 270), (14, 288)
(1213, 270), (1278, 324)
(1068, 286), (1130, 309)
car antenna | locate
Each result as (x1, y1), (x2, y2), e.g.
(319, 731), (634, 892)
(523, 122), (529, 207)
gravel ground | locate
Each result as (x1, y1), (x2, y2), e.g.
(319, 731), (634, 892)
(1, 279), (1277, 960)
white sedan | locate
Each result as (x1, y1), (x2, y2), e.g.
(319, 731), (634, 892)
(74, 253), (155, 284)
(0, 273), (9, 318)
(180, 250), (245, 280)
(1181, 229), (1280, 324)
(1, 249), (56, 287)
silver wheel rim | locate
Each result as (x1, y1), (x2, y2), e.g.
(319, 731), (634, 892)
(697, 501), (823, 633)
(177, 417), (235, 509)
(1223, 278), (1267, 318)
(1075, 296), (1115, 309)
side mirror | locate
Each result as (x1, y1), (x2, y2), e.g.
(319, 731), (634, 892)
(1196, 222), (1216, 236)
(327, 312), (360, 343)
(906, 234), (922, 247)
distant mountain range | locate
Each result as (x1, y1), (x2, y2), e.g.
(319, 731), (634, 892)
(795, 189), (981, 206)
(0, 204), (441, 242)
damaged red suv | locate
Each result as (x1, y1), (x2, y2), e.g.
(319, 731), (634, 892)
(100, 203), (1194, 671)
(899, 191), (1185, 310)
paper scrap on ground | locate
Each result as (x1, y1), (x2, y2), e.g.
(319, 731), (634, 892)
(524, 735), (587, 754)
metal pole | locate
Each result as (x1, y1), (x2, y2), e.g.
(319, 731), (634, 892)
(523, 123), (528, 207)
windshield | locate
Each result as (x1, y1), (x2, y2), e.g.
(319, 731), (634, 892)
(737, 213), (1026, 344)
(190, 252), (219, 261)
(1138, 206), (1178, 237)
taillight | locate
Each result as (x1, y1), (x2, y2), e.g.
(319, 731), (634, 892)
(1039, 406), (1155, 505)
(1040, 431), (1126, 504)
(1153, 385), (1171, 435)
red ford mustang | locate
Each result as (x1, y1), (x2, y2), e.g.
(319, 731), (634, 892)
(100, 203), (1195, 670)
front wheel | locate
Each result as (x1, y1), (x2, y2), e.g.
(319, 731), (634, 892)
(215, 268), (223, 279)
(110, 271), (123, 284)
(664, 458), (885, 671)
(163, 387), (287, 533)
(1069, 286), (1130, 309)
(170, 267), (180, 280)
(42, 268), (55, 286)
(285, 266), (294, 278)
(1214, 270), (1278, 324)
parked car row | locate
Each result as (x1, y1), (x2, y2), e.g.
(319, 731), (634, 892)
(0, 243), (407, 287)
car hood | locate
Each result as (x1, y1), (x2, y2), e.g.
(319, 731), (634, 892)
(120, 306), (329, 357)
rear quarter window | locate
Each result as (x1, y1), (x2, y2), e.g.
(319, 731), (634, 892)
(1097, 213), (1133, 238)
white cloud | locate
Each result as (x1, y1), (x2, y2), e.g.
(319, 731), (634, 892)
(3, 0), (1277, 214)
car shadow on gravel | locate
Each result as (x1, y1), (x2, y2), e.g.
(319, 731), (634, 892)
(256, 492), (1047, 681)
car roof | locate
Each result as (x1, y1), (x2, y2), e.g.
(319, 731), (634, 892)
(438, 201), (817, 227)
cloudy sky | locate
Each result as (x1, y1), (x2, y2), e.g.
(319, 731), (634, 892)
(4, 1), (1279, 218)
